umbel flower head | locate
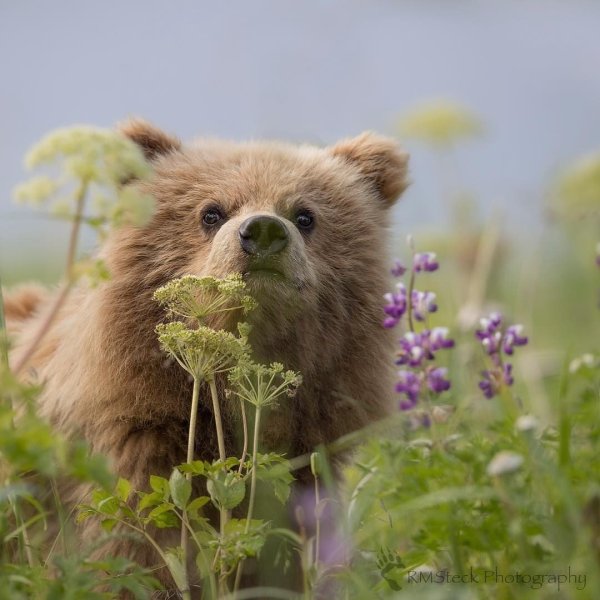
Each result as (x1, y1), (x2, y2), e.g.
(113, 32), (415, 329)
(228, 360), (302, 409)
(153, 274), (257, 323)
(14, 125), (155, 232)
(156, 321), (249, 381)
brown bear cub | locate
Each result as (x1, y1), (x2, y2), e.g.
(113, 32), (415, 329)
(7, 120), (408, 586)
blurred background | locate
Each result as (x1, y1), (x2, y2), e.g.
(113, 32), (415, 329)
(1, 0), (599, 311)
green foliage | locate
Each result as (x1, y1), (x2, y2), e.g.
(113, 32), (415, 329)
(2, 115), (600, 599)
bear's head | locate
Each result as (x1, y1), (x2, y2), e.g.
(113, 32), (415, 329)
(105, 119), (408, 373)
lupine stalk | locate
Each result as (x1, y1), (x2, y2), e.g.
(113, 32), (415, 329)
(383, 244), (454, 414)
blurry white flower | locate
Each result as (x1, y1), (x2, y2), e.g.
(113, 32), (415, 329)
(487, 451), (523, 477)
(516, 415), (539, 432)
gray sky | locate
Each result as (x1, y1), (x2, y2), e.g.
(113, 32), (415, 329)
(2, 0), (600, 278)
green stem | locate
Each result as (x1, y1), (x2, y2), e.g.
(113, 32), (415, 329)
(208, 377), (231, 595)
(180, 376), (201, 596)
(406, 262), (416, 333)
(233, 404), (262, 593)
(175, 507), (218, 599)
(117, 517), (191, 599)
(246, 405), (261, 526)
(314, 472), (320, 569)
(209, 378), (226, 464)
(238, 398), (248, 475)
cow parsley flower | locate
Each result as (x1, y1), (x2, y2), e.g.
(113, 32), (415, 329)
(156, 322), (248, 381)
(154, 274), (257, 323)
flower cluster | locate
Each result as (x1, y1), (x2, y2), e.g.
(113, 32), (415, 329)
(383, 253), (440, 329)
(153, 274), (257, 323)
(14, 126), (155, 232)
(228, 361), (302, 408)
(395, 328), (454, 410)
(156, 322), (248, 381)
(475, 312), (528, 398)
(383, 250), (454, 411)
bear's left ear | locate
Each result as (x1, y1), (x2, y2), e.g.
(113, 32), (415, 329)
(118, 118), (181, 161)
(329, 132), (409, 206)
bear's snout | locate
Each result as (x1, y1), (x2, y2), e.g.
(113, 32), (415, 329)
(239, 215), (289, 257)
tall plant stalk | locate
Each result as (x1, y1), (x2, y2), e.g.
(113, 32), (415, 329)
(13, 180), (88, 375)
(180, 376), (201, 600)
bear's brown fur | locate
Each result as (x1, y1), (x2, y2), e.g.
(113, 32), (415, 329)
(7, 120), (408, 588)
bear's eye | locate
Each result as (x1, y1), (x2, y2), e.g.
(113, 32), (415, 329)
(202, 208), (224, 227)
(295, 210), (315, 232)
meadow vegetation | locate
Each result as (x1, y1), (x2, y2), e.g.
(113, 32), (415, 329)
(0, 105), (598, 599)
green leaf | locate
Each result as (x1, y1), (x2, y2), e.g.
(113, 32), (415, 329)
(149, 475), (170, 500)
(116, 477), (132, 503)
(207, 473), (245, 510)
(101, 518), (118, 532)
(96, 495), (120, 516)
(169, 468), (192, 510)
(137, 490), (163, 512)
(179, 460), (209, 475)
(187, 496), (210, 520)
(147, 503), (179, 529)
(256, 455), (294, 504)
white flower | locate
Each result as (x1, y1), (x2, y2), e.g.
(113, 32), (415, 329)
(516, 415), (539, 432)
(487, 451), (523, 476)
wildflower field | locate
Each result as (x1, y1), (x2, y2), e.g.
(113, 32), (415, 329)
(1, 106), (599, 599)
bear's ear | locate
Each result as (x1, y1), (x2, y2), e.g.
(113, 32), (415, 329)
(329, 132), (409, 206)
(118, 118), (181, 161)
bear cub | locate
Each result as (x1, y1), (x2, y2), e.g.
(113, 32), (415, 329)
(7, 119), (409, 585)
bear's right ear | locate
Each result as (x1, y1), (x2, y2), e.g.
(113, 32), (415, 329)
(118, 118), (181, 161)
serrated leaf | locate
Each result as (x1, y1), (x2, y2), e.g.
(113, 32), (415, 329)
(169, 468), (192, 510)
(207, 474), (245, 510)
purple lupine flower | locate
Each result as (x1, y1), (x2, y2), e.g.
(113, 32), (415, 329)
(502, 325), (528, 355)
(475, 312), (502, 340)
(396, 332), (431, 367)
(382, 283), (407, 328)
(429, 327), (455, 351)
(478, 370), (498, 399)
(482, 332), (502, 356)
(411, 290), (438, 321)
(391, 260), (407, 277)
(385, 250), (454, 413)
(502, 362), (514, 386)
(395, 370), (421, 410)
(475, 313), (527, 398)
(426, 367), (451, 393)
(413, 252), (439, 273)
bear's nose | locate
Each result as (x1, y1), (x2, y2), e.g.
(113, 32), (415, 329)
(239, 216), (289, 256)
